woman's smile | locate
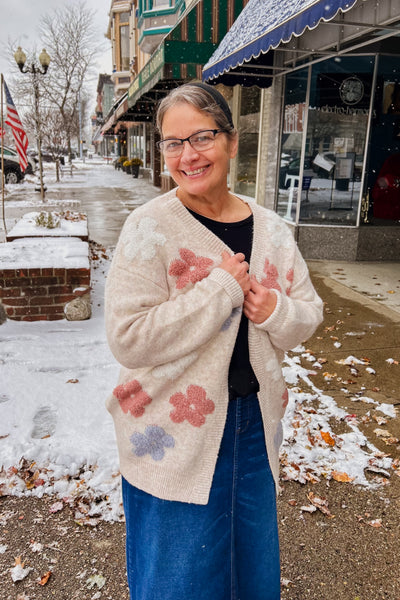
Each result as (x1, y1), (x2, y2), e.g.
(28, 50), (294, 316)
(182, 165), (210, 177)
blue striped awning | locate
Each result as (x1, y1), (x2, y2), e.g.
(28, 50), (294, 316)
(203, 0), (360, 83)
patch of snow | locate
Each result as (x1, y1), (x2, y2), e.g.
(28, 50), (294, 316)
(0, 237), (89, 269)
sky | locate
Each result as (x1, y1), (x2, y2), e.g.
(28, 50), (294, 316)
(0, 0), (113, 112)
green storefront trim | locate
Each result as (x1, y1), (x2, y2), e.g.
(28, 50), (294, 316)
(127, 40), (217, 108)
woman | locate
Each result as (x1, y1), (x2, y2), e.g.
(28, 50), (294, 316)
(105, 83), (323, 600)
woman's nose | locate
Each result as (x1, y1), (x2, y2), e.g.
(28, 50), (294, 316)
(180, 140), (200, 159)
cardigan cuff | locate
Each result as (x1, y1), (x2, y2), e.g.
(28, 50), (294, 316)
(254, 289), (284, 331)
(208, 268), (244, 308)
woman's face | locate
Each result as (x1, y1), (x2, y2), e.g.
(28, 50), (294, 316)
(160, 102), (238, 200)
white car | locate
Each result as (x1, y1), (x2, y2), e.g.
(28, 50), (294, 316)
(1, 146), (37, 184)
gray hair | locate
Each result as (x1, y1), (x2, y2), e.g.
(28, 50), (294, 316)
(156, 84), (236, 139)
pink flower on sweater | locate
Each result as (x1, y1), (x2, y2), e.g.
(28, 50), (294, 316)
(169, 385), (215, 427)
(169, 249), (213, 289)
(113, 380), (152, 417)
(286, 269), (294, 296)
(261, 258), (282, 292)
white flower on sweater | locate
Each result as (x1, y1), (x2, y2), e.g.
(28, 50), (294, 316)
(152, 352), (198, 380)
(122, 217), (166, 261)
(265, 219), (292, 250)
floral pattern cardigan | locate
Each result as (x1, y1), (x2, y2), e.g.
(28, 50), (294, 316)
(105, 189), (323, 504)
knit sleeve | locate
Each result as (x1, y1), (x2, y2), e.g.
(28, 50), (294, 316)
(254, 248), (323, 350)
(105, 215), (244, 370)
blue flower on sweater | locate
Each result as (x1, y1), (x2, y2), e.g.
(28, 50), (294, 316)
(130, 425), (175, 461)
(221, 307), (241, 331)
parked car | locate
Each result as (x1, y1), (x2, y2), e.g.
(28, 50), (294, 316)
(1, 146), (37, 183)
(372, 153), (400, 220)
(28, 150), (65, 165)
(279, 155), (313, 188)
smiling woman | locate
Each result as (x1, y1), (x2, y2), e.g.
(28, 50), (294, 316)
(105, 82), (323, 600)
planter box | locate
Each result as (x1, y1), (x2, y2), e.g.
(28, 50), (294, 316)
(0, 237), (90, 321)
(7, 211), (88, 242)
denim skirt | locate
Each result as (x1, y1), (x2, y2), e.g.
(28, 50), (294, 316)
(122, 393), (281, 600)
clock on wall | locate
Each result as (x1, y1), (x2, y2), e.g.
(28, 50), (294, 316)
(339, 76), (364, 105)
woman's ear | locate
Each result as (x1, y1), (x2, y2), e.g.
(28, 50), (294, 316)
(229, 132), (239, 159)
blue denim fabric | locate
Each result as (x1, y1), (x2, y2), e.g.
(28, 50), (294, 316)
(122, 394), (281, 600)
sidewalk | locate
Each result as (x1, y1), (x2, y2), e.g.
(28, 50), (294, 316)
(308, 259), (400, 318)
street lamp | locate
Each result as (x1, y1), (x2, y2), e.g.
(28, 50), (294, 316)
(14, 46), (51, 201)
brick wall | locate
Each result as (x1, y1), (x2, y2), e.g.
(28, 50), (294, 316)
(0, 267), (90, 321)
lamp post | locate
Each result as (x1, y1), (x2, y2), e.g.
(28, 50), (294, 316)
(14, 46), (50, 201)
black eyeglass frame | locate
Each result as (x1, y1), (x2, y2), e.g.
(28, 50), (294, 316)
(156, 129), (228, 154)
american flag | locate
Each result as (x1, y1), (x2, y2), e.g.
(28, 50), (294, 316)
(3, 79), (28, 172)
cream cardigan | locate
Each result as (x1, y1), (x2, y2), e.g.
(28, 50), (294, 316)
(105, 190), (323, 504)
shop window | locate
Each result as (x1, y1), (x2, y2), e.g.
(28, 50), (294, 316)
(277, 68), (308, 220)
(278, 57), (375, 225)
(234, 87), (261, 198)
(120, 24), (130, 72)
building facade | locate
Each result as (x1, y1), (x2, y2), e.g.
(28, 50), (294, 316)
(203, 0), (400, 261)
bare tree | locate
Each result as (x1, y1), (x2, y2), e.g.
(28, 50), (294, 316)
(38, 2), (101, 161)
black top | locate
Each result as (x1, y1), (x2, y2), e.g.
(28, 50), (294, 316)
(187, 208), (259, 398)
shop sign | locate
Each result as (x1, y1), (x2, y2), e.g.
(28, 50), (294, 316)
(128, 45), (165, 104)
(284, 103), (306, 133)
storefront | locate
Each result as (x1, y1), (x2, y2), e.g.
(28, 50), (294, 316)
(114, 0), (249, 188)
(203, 0), (400, 260)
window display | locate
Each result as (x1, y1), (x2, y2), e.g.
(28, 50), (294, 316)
(277, 57), (375, 226)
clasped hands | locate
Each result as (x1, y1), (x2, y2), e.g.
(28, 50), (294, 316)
(220, 251), (277, 324)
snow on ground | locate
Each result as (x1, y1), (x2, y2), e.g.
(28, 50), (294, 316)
(0, 159), (395, 523)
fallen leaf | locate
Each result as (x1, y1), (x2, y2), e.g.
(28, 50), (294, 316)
(367, 519), (382, 528)
(384, 437), (399, 445)
(387, 290), (395, 294)
(300, 505), (317, 513)
(49, 501), (64, 514)
(86, 574), (106, 589)
(307, 492), (334, 517)
(332, 471), (354, 483)
(321, 431), (335, 446)
(30, 541), (43, 553)
(38, 571), (52, 585)
(373, 415), (387, 425)
(66, 378), (79, 384)
(323, 372), (337, 381)
(374, 428), (392, 438)
(10, 557), (32, 582)
(386, 358), (399, 365)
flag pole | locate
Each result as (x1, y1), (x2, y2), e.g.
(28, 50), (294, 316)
(1, 73), (8, 241)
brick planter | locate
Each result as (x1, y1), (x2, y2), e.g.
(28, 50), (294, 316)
(0, 266), (90, 321)
(0, 237), (90, 322)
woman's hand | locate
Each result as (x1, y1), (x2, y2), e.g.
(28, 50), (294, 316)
(243, 276), (277, 324)
(220, 250), (251, 294)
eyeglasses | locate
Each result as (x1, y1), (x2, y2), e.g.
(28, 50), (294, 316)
(157, 129), (227, 157)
